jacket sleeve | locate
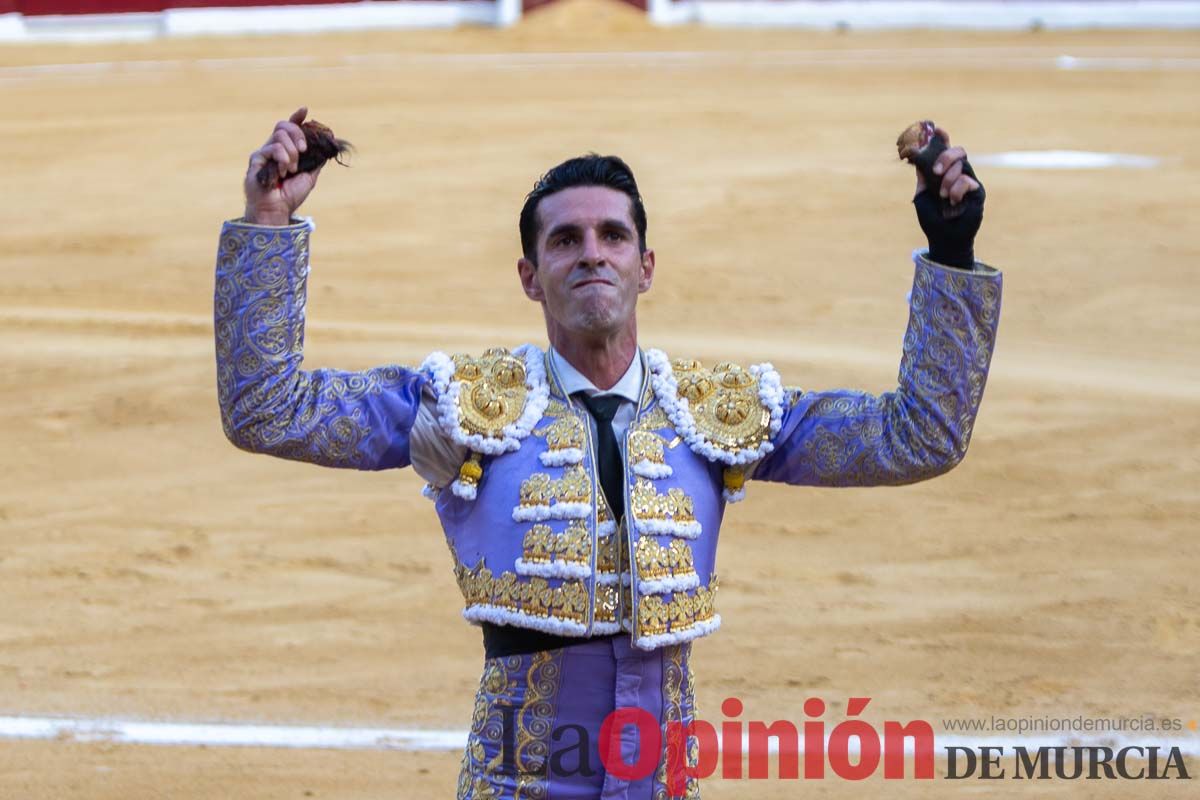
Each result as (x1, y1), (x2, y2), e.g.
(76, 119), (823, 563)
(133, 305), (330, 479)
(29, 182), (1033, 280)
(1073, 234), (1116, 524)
(213, 218), (427, 470)
(751, 251), (1002, 487)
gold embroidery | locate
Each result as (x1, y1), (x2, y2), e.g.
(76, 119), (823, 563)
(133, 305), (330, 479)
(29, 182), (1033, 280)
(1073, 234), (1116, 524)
(631, 479), (697, 523)
(632, 479), (673, 520)
(523, 525), (553, 564)
(535, 415), (586, 452)
(632, 406), (671, 433)
(669, 594), (695, 630)
(458, 657), (514, 800)
(629, 430), (667, 465)
(517, 465), (592, 507)
(453, 348), (529, 439)
(597, 493), (613, 524)
(215, 225), (419, 468)
(654, 644), (700, 800)
(639, 595), (669, 636)
(559, 466), (590, 505)
(455, 558), (589, 625)
(637, 585), (718, 637)
(672, 359), (773, 452)
(458, 650), (563, 799)
(666, 489), (696, 523)
(761, 257), (1002, 487)
(521, 521), (591, 566)
(596, 533), (617, 574)
(633, 538), (698, 582)
(525, 577), (550, 617)
(637, 537), (668, 579)
(514, 651), (560, 793)
(595, 583), (619, 624)
(542, 397), (571, 418)
(558, 581), (587, 622)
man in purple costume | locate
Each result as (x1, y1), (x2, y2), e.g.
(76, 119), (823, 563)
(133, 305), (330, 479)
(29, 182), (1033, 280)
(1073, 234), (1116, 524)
(215, 108), (1001, 798)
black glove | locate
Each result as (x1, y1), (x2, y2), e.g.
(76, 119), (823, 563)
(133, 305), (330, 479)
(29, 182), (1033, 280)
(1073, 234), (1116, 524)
(913, 150), (985, 270)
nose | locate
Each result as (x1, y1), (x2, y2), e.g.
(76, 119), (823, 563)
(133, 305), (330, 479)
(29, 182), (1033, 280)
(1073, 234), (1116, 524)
(577, 229), (605, 268)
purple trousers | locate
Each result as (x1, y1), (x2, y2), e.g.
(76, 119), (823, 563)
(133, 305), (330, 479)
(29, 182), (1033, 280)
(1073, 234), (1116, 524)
(456, 637), (699, 799)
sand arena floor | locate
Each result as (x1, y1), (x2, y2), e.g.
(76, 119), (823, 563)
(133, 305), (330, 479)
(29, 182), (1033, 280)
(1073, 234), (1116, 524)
(1, 2), (1198, 796)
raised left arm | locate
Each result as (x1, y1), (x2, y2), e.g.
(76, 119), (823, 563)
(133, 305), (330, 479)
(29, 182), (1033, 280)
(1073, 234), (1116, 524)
(752, 251), (1001, 487)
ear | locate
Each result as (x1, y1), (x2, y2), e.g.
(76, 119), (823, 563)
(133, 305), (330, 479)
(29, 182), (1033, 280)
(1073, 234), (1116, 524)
(637, 248), (656, 294)
(518, 257), (544, 302)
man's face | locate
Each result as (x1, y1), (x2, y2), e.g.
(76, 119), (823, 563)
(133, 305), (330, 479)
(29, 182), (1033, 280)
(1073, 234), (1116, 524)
(517, 185), (655, 342)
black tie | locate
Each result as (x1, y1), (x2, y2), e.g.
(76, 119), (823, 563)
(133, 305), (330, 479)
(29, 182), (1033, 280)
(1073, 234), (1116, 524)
(578, 393), (625, 523)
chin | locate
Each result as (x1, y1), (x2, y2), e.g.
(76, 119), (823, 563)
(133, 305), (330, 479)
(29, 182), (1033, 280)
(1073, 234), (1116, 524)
(571, 309), (623, 337)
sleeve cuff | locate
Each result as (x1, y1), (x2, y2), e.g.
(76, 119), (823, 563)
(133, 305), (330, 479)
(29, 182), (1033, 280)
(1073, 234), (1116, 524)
(225, 216), (313, 231)
(914, 248), (1001, 277)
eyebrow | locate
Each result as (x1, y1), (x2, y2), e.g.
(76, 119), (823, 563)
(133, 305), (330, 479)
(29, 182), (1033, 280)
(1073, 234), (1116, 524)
(544, 218), (634, 242)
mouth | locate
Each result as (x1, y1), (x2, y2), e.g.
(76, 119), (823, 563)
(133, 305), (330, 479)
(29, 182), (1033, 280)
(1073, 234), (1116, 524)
(572, 278), (614, 289)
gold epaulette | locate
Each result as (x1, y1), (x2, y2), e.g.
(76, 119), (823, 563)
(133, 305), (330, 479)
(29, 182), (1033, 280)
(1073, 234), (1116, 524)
(645, 349), (785, 500)
(670, 358), (774, 454)
(421, 344), (549, 501)
(452, 347), (530, 438)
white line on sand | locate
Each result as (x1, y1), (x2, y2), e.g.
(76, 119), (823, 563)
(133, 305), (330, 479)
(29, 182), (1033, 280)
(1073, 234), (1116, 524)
(0, 715), (466, 751)
(1, 48), (1198, 83)
(1, 715), (1196, 756)
(974, 150), (1161, 169)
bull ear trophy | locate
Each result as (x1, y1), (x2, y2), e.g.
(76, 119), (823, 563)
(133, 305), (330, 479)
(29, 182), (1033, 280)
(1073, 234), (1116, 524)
(897, 119), (979, 220)
(255, 119), (353, 189)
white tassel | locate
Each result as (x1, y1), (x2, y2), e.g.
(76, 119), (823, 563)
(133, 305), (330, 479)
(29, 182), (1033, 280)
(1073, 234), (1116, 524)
(450, 479), (477, 501)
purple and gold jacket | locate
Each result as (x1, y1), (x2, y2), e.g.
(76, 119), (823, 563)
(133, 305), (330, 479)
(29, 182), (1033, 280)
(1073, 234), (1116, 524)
(215, 219), (1002, 651)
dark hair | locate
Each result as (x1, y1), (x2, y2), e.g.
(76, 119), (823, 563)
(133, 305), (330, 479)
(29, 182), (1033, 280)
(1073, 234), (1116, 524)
(519, 154), (647, 264)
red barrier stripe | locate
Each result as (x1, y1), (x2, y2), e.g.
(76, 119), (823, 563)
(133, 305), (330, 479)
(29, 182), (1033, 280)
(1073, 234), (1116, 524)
(15, 0), (432, 16)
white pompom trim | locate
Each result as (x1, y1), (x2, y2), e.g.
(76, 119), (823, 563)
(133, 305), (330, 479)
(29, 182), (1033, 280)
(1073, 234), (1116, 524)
(462, 605), (587, 636)
(631, 461), (673, 479)
(595, 571), (632, 587)
(596, 520), (618, 537)
(637, 572), (700, 595)
(539, 448), (584, 467)
(645, 348), (784, 466)
(633, 614), (722, 651)
(634, 518), (703, 540)
(515, 559), (592, 580)
(590, 621), (622, 635)
(421, 484), (441, 502)
(512, 502), (592, 523)
(450, 480), (477, 501)
(421, 344), (550, 457)
(722, 487), (747, 503)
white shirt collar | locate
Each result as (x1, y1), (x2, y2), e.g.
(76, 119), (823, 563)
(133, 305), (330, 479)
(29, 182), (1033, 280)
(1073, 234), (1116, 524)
(549, 346), (644, 404)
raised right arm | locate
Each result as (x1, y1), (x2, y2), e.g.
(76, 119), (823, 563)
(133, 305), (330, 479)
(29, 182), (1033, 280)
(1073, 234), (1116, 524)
(214, 219), (427, 470)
